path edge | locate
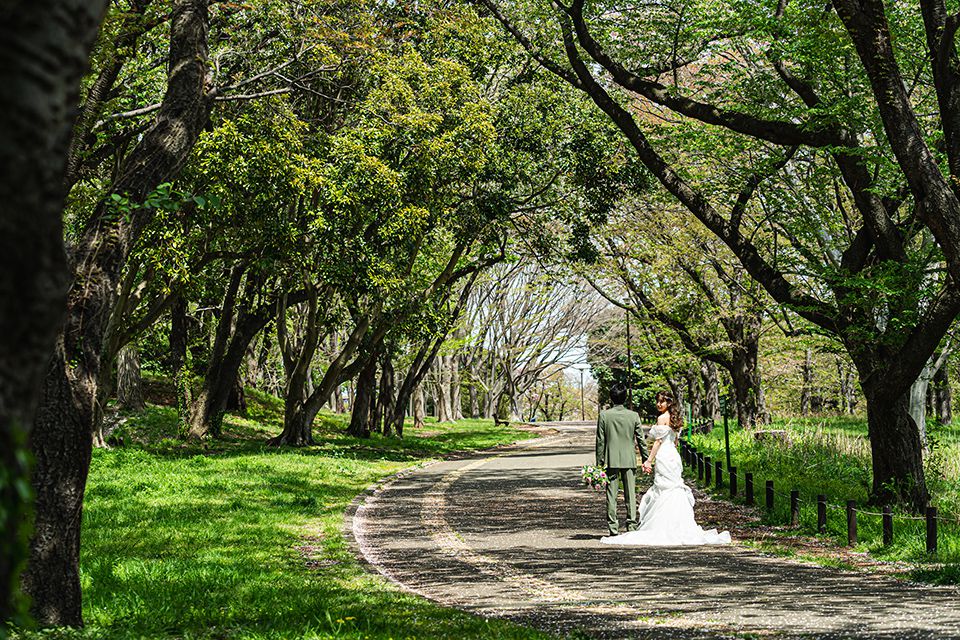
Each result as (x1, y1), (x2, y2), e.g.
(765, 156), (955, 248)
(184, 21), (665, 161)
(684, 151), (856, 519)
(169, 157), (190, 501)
(340, 428), (558, 602)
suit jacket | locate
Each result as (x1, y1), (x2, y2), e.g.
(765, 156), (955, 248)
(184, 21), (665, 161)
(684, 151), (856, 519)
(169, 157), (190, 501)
(595, 404), (649, 469)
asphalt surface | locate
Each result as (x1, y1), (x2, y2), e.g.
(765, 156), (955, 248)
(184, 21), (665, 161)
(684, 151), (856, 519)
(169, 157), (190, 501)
(347, 424), (960, 639)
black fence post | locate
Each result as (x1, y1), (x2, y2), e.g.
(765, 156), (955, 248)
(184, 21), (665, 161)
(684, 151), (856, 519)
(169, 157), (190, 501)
(927, 506), (938, 555)
(697, 454), (704, 480)
(817, 495), (826, 534)
(882, 505), (893, 546)
(847, 500), (857, 546)
(790, 490), (800, 526)
(715, 460), (723, 489)
(765, 480), (774, 511)
(730, 466), (738, 498)
(745, 472), (754, 506)
(705, 457), (712, 485)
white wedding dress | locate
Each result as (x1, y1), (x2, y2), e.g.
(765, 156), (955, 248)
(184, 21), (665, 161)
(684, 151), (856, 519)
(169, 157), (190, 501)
(601, 424), (731, 546)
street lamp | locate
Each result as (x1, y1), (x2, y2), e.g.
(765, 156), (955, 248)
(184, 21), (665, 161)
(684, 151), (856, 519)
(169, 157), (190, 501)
(573, 364), (589, 420)
(625, 307), (632, 410)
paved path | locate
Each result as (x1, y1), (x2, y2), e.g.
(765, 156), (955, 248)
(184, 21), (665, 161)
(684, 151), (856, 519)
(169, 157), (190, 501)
(348, 425), (960, 639)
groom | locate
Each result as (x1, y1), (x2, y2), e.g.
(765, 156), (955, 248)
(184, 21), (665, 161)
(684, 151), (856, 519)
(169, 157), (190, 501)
(595, 383), (649, 536)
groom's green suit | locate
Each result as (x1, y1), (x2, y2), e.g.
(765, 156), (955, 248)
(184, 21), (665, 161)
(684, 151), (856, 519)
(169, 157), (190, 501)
(595, 404), (649, 535)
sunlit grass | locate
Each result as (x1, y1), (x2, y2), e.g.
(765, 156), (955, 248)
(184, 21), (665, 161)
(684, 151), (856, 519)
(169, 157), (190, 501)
(13, 390), (551, 639)
(688, 414), (960, 576)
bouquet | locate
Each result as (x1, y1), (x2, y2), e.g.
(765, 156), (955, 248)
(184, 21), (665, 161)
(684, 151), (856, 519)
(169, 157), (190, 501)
(580, 465), (609, 490)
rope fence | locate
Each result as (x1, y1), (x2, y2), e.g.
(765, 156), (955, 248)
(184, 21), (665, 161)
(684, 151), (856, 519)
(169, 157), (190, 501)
(675, 421), (950, 555)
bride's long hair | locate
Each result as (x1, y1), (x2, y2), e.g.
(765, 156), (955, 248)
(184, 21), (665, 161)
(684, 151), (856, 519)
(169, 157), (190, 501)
(656, 391), (684, 433)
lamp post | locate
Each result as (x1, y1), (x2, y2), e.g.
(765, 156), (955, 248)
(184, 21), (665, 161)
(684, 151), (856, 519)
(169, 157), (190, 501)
(579, 368), (585, 420)
(573, 364), (589, 421)
(625, 308), (632, 410)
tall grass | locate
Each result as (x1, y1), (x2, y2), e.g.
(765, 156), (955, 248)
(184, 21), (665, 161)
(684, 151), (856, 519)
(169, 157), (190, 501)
(689, 415), (960, 568)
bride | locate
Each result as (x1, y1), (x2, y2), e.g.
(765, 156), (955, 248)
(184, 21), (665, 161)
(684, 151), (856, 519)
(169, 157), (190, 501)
(601, 391), (731, 546)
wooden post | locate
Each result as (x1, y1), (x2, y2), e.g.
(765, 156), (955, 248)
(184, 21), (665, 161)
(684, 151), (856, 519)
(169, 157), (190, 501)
(697, 454), (704, 480)
(715, 460), (723, 488)
(882, 505), (893, 546)
(765, 480), (774, 511)
(817, 494), (826, 534)
(745, 472), (754, 506)
(847, 500), (857, 546)
(927, 506), (938, 555)
(705, 457), (712, 485)
(790, 490), (800, 526)
(730, 466), (738, 498)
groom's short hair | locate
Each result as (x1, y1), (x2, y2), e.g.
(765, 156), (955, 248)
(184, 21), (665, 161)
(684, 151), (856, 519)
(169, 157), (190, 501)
(609, 383), (627, 405)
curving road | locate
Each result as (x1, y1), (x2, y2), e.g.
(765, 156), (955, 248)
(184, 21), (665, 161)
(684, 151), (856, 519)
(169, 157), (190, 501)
(347, 424), (960, 639)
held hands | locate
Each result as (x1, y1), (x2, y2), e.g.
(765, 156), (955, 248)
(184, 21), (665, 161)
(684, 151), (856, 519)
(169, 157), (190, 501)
(642, 460), (653, 474)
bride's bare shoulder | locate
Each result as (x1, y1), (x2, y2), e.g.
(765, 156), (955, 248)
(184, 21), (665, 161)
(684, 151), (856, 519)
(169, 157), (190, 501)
(656, 412), (670, 425)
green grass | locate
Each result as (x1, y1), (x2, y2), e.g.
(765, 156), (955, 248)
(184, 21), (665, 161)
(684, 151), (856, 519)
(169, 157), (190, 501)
(687, 415), (960, 577)
(13, 390), (555, 640)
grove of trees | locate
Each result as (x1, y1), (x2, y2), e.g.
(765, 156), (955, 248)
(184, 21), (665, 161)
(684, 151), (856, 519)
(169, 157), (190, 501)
(6, 0), (960, 633)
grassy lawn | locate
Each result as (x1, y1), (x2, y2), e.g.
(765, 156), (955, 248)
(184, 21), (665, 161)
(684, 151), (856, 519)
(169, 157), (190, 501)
(687, 414), (960, 574)
(13, 390), (555, 640)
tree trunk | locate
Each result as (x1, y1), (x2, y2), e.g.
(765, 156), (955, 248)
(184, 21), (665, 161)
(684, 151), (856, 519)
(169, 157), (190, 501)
(434, 357), (452, 422)
(169, 295), (192, 435)
(701, 360), (720, 421)
(727, 310), (766, 429)
(469, 376), (479, 418)
(861, 380), (929, 511)
(377, 356), (395, 436)
(116, 344), (145, 411)
(226, 377), (246, 415)
(450, 355), (463, 421)
(908, 346), (952, 451)
(348, 356), (378, 438)
(933, 366), (952, 426)
(687, 369), (702, 421)
(0, 0), (105, 622)
(269, 315), (373, 446)
(187, 267), (245, 439)
(22, 0), (210, 626)
(801, 347), (813, 415)
(413, 383), (425, 430)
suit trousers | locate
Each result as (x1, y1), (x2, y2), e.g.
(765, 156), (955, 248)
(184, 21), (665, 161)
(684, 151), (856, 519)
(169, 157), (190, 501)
(605, 467), (637, 535)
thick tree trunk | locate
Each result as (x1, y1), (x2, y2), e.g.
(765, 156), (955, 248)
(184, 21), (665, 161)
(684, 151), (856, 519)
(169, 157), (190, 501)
(701, 360), (720, 421)
(116, 344), (145, 411)
(861, 381), (929, 511)
(729, 329), (765, 429)
(0, 0), (104, 622)
(348, 357), (378, 438)
(22, 0), (210, 626)
(801, 347), (813, 415)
